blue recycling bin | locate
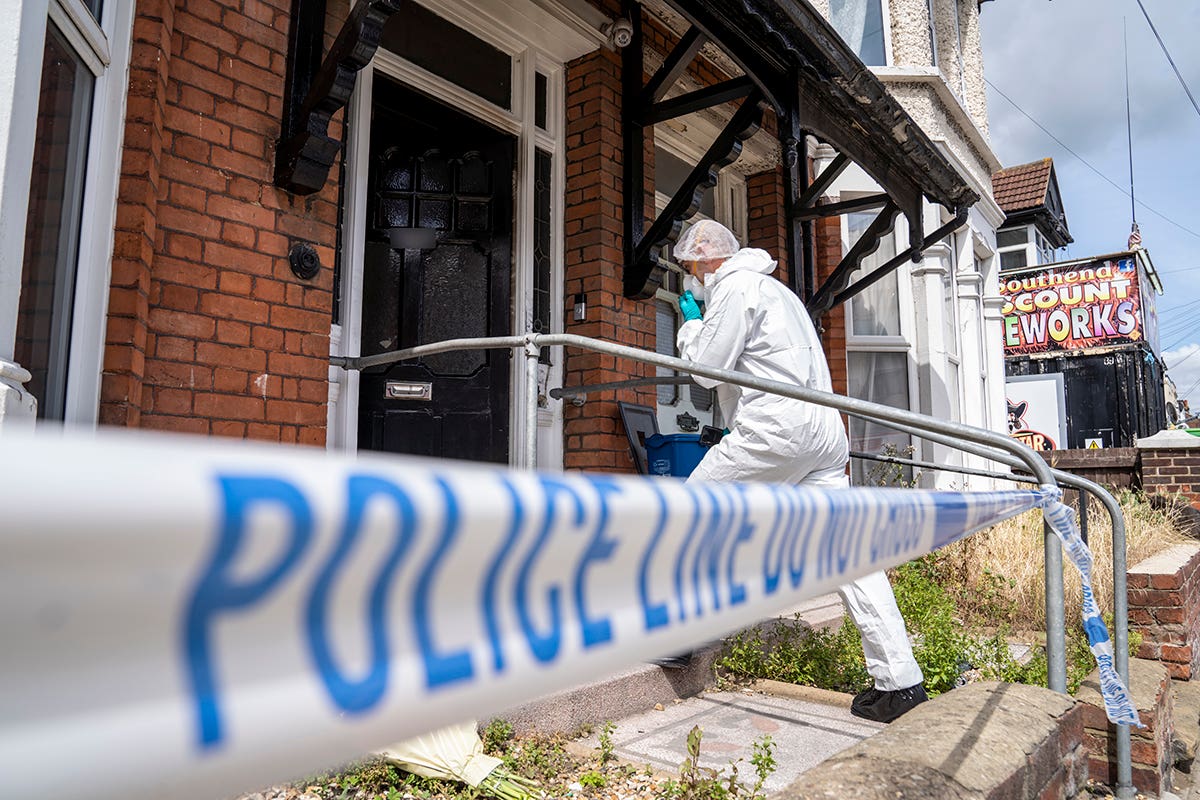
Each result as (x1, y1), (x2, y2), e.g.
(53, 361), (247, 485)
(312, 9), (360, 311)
(644, 433), (707, 478)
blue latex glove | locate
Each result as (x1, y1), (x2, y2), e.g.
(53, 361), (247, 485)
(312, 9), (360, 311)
(679, 290), (703, 321)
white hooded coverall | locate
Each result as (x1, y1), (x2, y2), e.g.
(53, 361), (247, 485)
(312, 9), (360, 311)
(677, 247), (923, 692)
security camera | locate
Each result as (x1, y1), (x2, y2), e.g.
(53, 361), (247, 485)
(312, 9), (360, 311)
(605, 18), (634, 48)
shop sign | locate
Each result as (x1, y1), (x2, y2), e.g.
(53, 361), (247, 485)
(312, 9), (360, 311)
(1000, 257), (1143, 355)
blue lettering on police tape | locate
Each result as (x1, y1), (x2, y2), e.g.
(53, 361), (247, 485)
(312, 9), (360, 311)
(872, 498), (924, 562)
(575, 475), (620, 648)
(817, 495), (861, 580)
(183, 471), (1016, 750)
(788, 490), (816, 588)
(415, 478), (474, 688)
(932, 494), (971, 551)
(673, 485), (703, 623)
(185, 476), (314, 748)
(306, 474), (416, 712)
(727, 485), (756, 606)
(638, 479), (671, 631)
(485, 478), (525, 672)
(760, 485), (789, 596)
(691, 484), (726, 615)
(516, 476), (578, 664)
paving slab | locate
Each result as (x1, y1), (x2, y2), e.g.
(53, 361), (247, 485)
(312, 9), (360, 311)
(582, 688), (885, 793)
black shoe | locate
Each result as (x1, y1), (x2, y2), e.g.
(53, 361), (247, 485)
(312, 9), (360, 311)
(651, 652), (694, 669)
(850, 684), (928, 723)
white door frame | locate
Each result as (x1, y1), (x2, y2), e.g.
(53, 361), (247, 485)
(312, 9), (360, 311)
(328, 0), (603, 469)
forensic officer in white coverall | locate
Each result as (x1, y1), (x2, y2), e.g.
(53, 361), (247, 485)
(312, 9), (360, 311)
(673, 220), (927, 723)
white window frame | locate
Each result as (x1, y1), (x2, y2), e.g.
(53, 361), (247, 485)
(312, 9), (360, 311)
(842, 208), (920, 482)
(329, 0), (596, 470)
(951, 0), (968, 99)
(0, 0), (134, 424)
(649, 131), (748, 434)
(829, 0), (894, 67)
(925, 0), (939, 67)
(997, 223), (1038, 270)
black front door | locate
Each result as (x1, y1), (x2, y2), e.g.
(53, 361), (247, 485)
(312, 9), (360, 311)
(358, 78), (514, 463)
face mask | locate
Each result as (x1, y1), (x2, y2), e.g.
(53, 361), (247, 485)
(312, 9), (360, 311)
(684, 274), (706, 302)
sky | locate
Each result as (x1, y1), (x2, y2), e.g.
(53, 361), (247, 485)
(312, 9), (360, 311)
(978, 0), (1200, 406)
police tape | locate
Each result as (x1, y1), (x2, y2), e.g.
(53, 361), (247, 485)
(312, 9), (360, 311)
(1041, 495), (1141, 727)
(0, 430), (1130, 800)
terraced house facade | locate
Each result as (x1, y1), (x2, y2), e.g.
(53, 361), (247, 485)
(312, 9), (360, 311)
(0, 0), (1007, 482)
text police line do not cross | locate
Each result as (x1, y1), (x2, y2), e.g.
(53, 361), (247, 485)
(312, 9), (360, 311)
(184, 465), (1036, 749)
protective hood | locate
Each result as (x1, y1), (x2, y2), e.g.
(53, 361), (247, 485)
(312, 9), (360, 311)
(710, 248), (777, 284)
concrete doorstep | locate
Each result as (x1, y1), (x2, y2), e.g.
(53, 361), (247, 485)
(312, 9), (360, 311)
(498, 595), (846, 736)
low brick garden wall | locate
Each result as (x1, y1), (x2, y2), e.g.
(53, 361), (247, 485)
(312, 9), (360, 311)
(1076, 659), (1175, 796)
(780, 682), (1087, 800)
(1128, 542), (1200, 680)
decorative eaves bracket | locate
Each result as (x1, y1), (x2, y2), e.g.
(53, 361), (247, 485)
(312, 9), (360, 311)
(622, 1), (765, 299)
(623, 0), (980, 310)
(275, 0), (404, 195)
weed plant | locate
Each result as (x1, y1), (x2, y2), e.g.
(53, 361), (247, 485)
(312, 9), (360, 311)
(657, 726), (776, 800)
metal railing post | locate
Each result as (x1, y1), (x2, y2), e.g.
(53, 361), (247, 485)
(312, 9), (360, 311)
(1044, 519), (1068, 693)
(853, 439), (1133, 798)
(524, 336), (541, 471)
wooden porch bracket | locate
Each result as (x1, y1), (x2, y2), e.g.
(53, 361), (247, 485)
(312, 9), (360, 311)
(275, 0), (404, 195)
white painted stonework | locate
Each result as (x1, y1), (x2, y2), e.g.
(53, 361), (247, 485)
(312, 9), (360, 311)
(811, 0), (1010, 485)
(1137, 430), (1200, 449)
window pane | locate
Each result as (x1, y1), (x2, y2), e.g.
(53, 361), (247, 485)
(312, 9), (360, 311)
(15, 23), (94, 420)
(996, 228), (1029, 248)
(942, 267), (957, 356)
(532, 150), (552, 361)
(655, 147), (715, 219)
(847, 351), (911, 484)
(847, 212), (900, 336)
(830, 0), (887, 66)
(534, 72), (548, 130)
(1000, 250), (1028, 270)
(947, 361), (961, 422)
(655, 300), (678, 405)
(381, 4), (512, 109)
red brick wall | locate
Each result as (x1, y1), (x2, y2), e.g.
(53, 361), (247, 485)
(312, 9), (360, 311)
(814, 215), (848, 396)
(1080, 659), (1175, 796)
(106, 0), (340, 444)
(745, 167), (789, 285)
(101, 0), (176, 427)
(1128, 543), (1200, 680)
(562, 48), (655, 473)
(1142, 448), (1200, 509)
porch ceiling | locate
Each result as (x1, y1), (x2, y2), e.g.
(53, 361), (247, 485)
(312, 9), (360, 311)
(674, 0), (976, 214)
(622, 0), (979, 307)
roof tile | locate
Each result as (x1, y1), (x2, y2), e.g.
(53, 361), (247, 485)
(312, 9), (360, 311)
(991, 158), (1053, 214)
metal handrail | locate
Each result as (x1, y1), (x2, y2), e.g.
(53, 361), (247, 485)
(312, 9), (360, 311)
(873, 420), (1132, 798)
(333, 331), (1134, 799)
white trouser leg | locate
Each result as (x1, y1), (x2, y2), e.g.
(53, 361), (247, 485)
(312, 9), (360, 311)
(801, 465), (923, 692)
(837, 572), (924, 691)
